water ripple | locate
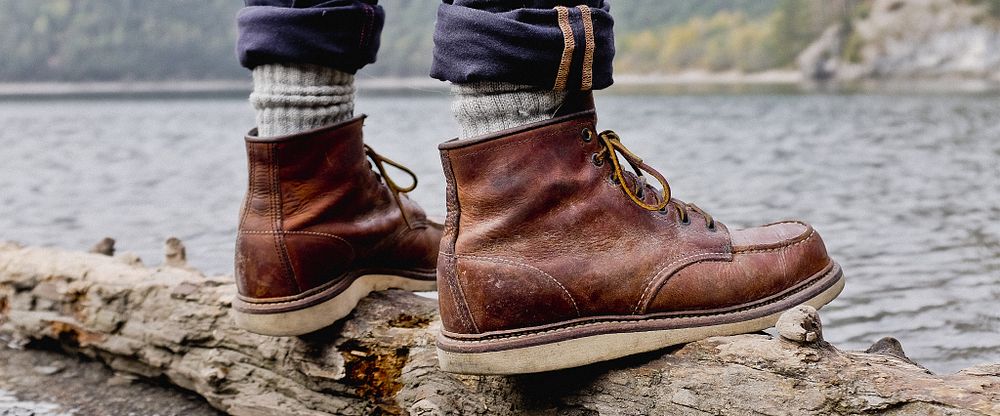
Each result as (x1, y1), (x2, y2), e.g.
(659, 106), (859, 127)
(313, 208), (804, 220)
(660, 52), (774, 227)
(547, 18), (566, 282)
(0, 93), (997, 373)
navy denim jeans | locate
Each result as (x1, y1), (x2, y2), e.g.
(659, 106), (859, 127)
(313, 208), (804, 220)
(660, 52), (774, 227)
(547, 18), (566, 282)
(237, 0), (614, 90)
(238, 0), (383, 74)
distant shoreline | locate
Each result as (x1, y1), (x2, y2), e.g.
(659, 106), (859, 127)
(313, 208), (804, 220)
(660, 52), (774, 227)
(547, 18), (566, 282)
(0, 72), (802, 98)
(2, 71), (998, 97)
(0, 80), (251, 97)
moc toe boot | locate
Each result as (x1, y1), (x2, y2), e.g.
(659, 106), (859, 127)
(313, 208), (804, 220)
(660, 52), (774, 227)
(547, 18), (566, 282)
(233, 116), (441, 336)
(435, 97), (845, 374)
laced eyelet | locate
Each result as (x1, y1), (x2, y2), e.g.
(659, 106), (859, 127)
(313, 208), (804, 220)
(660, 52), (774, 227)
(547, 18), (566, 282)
(680, 216), (691, 225)
(581, 128), (593, 142)
(707, 222), (716, 231)
(591, 153), (604, 167)
(657, 207), (668, 215)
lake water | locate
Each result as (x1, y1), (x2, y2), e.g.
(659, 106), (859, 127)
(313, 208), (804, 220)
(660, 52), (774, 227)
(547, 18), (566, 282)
(0, 90), (997, 374)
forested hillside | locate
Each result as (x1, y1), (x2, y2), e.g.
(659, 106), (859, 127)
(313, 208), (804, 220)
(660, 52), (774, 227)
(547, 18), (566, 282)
(0, 0), (852, 82)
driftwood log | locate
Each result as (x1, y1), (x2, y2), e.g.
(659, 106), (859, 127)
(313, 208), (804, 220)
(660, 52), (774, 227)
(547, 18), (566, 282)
(0, 241), (997, 416)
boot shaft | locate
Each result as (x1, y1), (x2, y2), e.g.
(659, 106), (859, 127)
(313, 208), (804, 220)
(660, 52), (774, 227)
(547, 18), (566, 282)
(241, 117), (387, 232)
(236, 117), (438, 300)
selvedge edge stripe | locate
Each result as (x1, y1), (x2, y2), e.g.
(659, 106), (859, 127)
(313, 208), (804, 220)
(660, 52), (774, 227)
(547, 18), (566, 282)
(553, 6), (576, 91)
(576, 5), (594, 90)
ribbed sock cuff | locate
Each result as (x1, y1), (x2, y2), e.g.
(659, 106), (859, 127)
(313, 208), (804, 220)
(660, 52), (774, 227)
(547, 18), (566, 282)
(250, 63), (356, 137)
(451, 82), (568, 138)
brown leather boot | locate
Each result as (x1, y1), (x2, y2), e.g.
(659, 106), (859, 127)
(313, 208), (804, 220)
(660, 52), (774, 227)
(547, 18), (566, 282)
(435, 97), (844, 374)
(233, 116), (441, 336)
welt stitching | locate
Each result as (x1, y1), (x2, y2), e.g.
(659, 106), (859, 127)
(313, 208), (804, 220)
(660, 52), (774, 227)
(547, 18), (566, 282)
(236, 274), (349, 306)
(445, 265), (839, 344)
(456, 254), (581, 317)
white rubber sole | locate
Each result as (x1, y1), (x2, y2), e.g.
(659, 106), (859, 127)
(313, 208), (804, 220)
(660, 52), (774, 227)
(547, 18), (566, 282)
(438, 274), (845, 375)
(233, 274), (437, 336)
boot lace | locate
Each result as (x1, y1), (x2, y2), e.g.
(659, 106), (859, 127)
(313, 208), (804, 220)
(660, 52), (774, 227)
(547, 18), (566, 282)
(364, 144), (419, 227)
(593, 130), (715, 230)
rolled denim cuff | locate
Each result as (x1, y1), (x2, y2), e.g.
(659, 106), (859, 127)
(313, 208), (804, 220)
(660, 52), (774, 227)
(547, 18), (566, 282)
(237, 0), (384, 73)
(430, 0), (614, 91)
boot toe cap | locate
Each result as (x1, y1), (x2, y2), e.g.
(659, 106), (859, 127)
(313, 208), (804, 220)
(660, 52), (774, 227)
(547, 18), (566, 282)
(648, 221), (833, 313)
(731, 220), (812, 251)
(730, 221), (833, 290)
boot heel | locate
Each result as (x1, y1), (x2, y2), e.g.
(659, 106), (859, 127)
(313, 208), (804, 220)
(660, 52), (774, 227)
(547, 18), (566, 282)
(234, 274), (436, 336)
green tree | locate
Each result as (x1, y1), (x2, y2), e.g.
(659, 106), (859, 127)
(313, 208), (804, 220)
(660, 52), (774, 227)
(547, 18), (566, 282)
(0, 0), (870, 82)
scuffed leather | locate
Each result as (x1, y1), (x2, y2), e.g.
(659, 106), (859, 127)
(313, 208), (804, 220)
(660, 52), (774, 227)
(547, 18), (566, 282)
(235, 116), (441, 301)
(437, 107), (834, 335)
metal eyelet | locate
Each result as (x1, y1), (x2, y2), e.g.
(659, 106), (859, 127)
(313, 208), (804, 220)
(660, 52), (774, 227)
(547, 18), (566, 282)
(680, 216), (691, 225)
(657, 207), (668, 215)
(592, 153), (604, 167)
(707, 222), (717, 231)
(581, 128), (593, 142)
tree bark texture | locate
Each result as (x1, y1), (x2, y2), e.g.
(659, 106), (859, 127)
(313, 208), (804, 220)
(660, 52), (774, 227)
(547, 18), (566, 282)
(0, 243), (997, 415)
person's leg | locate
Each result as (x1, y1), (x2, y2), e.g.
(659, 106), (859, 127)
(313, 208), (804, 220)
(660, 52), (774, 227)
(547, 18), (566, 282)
(238, 0), (382, 136)
(431, 0), (614, 137)
(431, 1), (844, 374)
(231, 0), (442, 336)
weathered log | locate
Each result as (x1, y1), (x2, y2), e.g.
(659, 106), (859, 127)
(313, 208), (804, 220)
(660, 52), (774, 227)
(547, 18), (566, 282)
(0, 242), (997, 416)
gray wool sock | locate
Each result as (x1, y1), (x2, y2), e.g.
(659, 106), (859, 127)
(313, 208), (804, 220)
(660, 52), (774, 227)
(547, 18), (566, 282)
(451, 82), (568, 138)
(249, 63), (355, 137)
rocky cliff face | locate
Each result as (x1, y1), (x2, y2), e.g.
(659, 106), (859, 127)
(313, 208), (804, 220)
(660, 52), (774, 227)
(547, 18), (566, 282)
(799, 0), (1000, 82)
